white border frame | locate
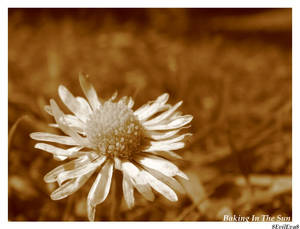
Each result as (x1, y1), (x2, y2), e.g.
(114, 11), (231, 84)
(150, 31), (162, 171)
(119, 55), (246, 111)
(2, 1), (298, 229)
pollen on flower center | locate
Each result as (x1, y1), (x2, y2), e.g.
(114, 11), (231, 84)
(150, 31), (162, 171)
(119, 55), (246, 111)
(85, 101), (144, 158)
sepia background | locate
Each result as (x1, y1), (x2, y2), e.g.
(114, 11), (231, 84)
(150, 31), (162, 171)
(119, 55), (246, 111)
(8, 8), (292, 221)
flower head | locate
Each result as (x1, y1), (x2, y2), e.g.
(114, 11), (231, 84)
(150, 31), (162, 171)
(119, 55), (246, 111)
(30, 74), (193, 221)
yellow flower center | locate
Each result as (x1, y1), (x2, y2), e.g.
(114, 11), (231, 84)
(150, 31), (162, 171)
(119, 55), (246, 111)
(85, 101), (144, 158)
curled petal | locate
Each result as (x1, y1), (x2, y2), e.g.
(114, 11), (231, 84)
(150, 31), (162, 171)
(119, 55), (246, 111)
(88, 160), (113, 208)
(79, 73), (101, 111)
(134, 93), (169, 121)
(57, 156), (106, 185)
(51, 170), (94, 200)
(143, 101), (182, 126)
(44, 156), (90, 183)
(58, 85), (92, 122)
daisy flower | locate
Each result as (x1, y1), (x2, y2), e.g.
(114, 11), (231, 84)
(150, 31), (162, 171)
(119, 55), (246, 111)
(30, 74), (193, 221)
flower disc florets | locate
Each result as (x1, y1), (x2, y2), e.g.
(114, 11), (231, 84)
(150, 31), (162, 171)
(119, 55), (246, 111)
(85, 101), (144, 158)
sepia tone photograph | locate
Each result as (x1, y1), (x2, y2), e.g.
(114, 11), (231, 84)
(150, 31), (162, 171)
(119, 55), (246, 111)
(8, 8), (292, 221)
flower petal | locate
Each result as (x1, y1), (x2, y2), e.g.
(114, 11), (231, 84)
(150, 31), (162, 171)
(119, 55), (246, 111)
(146, 129), (181, 141)
(122, 161), (154, 201)
(109, 91), (118, 102)
(87, 160), (113, 207)
(44, 156), (90, 183)
(150, 133), (192, 146)
(143, 101), (182, 126)
(143, 166), (185, 194)
(76, 97), (93, 116)
(122, 173), (135, 208)
(30, 132), (79, 145)
(135, 154), (179, 177)
(50, 99), (89, 146)
(127, 97), (134, 109)
(141, 170), (178, 202)
(143, 142), (185, 152)
(58, 85), (91, 122)
(144, 115), (193, 130)
(62, 115), (85, 133)
(134, 93), (169, 121)
(34, 143), (83, 158)
(57, 156), (106, 185)
(87, 203), (96, 221)
(79, 74), (101, 111)
(50, 170), (94, 200)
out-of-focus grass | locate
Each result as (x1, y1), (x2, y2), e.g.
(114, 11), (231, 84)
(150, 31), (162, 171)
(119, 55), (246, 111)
(8, 9), (291, 221)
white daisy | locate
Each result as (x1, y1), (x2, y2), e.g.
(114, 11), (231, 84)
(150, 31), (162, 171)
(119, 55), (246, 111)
(30, 74), (193, 221)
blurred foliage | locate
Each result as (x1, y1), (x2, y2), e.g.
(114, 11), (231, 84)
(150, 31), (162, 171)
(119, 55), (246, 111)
(8, 8), (291, 221)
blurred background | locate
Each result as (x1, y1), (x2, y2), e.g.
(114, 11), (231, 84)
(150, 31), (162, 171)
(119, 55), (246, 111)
(8, 8), (292, 221)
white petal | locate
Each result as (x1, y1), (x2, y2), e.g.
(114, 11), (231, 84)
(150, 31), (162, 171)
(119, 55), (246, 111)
(118, 96), (129, 105)
(44, 156), (90, 183)
(176, 170), (189, 180)
(143, 142), (185, 152)
(150, 133), (192, 146)
(122, 173), (135, 208)
(50, 170), (94, 200)
(57, 156), (106, 185)
(76, 97), (93, 117)
(53, 155), (68, 161)
(48, 123), (59, 128)
(134, 93), (169, 121)
(34, 143), (83, 158)
(143, 101), (182, 126)
(127, 97), (134, 109)
(50, 99), (89, 146)
(135, 154), (179, 177)
(144, 115), (193, 130)
(134, 103), (149, 117)
(63, 115), (85, 133)
(58, 85), (91, 122)
(79, 74), (101, 111)
(121, 161), (139, 177)
(87, 203), (96, 221)
(144, 167), (185, 194)
(133, 172), (154, 201)
(88, 160), (113, 207)
(122, 161), (154, 201)
(137, 154), (189, 180)
(109, 91), (118, 102)
(30, 132), (79, 145)
(44, 105), (52, 115)
(141, 170), (178, 202)
(146, 129), (181, 140)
